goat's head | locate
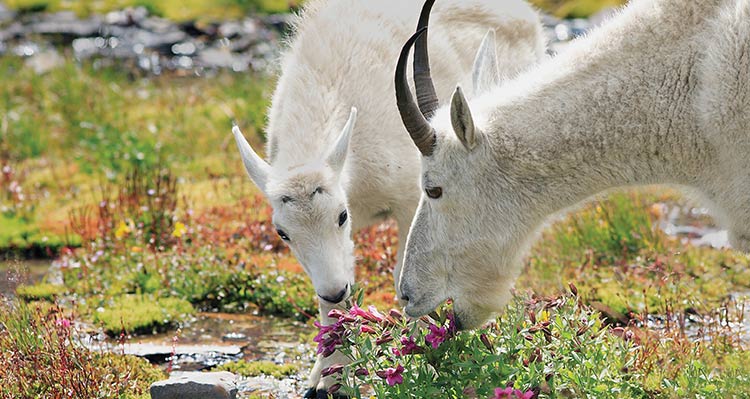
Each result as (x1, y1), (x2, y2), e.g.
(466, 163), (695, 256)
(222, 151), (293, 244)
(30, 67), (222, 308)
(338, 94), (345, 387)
(396, 0), (526, 329)
(232, 108), (358, 305)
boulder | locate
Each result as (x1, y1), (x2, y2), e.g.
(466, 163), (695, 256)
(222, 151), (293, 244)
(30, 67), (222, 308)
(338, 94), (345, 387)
(150, 371), (238, 399)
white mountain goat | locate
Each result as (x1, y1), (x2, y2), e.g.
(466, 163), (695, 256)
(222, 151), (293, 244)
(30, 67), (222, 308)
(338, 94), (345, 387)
(396, 0), (750, 330)
(231, 0), (545, 395)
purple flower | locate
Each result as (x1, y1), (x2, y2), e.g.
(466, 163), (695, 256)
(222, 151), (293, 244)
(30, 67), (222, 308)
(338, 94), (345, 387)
(399, 336), (419, 355)
(425, 324), (447, 349)
(314, 320), (345, 357)
(383, 365), (404, 386)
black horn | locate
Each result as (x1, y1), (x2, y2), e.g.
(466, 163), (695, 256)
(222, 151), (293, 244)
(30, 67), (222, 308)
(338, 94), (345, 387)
(395, 28), (436, 156)
(414, 0), (439, 119)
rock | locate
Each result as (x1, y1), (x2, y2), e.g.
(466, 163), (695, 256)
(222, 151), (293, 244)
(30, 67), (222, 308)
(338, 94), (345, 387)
(0, 3), (16, 24)
(105, 6), (149, 26)
(25, 48), (64, 74)
(150, 371), (238, 399)
(30, 12), (102, 37)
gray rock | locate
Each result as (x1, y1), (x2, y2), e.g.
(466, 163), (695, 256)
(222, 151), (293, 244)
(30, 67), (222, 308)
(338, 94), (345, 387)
(30, 12), (102, 37)
(150, 371), (238, 399)
(0, 3), (16, 24)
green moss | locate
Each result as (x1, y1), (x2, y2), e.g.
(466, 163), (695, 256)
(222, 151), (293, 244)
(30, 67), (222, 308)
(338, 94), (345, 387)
(215, 360), (298, 379)
(15, 282), (67, 301)
(92, 294), (194, 335)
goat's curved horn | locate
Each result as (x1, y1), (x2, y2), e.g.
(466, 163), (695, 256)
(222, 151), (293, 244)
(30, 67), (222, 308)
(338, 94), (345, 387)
(396, 28), (436, 156)
(414, 0), (439, 119)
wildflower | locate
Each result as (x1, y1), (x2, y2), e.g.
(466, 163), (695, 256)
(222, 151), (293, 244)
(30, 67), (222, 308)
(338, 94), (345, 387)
(399, 336), (420, 355)
(389, 309), (403, 320)
(379, 365), (404, 386)
(493, 387), (514, 399)
(350, 304), (382, 323)
(360, 325), (377, 334)
(354, 368), (369, 376)
(328, 383), (342, 394)
(425, 323), (447, 349)
(514, 391), (534, 399)
(131, 246), (142, 253)
(321, 364), (345, 377)
(480, 333), (494, 351)
(55, 318), (71, 328)
(172, 221), (187, 238)
(114, 221), (131, 239)
(314, 320), (345, 357)
(375, 332), (394, 345)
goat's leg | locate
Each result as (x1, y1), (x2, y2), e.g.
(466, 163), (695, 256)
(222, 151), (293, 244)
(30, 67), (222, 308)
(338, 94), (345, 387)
(304, 302), (350, 399)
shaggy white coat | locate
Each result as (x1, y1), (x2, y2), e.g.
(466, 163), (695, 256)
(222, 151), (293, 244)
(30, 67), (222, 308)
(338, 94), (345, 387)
(233, 0), (546, 393)
(399, 0), (750, 331)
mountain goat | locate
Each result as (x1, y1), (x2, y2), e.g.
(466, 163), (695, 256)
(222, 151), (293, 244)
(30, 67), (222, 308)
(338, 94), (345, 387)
(231, 0), (545, 395)
(396, 0), (750, 330)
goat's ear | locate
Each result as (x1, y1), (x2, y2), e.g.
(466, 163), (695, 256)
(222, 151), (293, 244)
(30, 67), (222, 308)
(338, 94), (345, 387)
(472, 30), (499, 96)
(233, 125), (271, 194)
(326, 107), (358, 174)
(450, 86), (477, 151)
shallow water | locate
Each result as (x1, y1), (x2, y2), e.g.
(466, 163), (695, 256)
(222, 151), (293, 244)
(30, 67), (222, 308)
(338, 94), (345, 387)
(97, 311), (316, 397)
(0, 258), (50, 297)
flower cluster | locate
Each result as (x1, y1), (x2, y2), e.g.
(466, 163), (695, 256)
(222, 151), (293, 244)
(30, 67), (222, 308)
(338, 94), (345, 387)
(492, 387), (535, 399)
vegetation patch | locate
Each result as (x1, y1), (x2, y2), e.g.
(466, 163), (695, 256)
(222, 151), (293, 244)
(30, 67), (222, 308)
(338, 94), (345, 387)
(15, 282), (67, 301)
(321, 290), (750, 398)
(0, 300), (164, 399)
(215, 360), (299, 379)
(91, 294), (194, 335)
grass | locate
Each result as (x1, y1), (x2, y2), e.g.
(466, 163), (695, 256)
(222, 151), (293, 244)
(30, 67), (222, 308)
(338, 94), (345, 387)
(1, 2), (748, 394)
(4, 0), (626, 20)
(0, 300), (165, 399)
(5, 0), (298, 20)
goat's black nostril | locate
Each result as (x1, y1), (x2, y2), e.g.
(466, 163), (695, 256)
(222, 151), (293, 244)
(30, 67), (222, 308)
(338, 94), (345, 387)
(400, 295), (410, 303)
(319, 286), (349, 304)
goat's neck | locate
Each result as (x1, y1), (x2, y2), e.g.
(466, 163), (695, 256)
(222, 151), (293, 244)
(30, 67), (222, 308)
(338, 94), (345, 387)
(485, 0), (718, 218)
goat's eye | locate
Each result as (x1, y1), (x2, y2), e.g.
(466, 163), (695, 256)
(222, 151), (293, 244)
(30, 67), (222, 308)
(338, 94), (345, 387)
(338, 210), (348, 227)
(425, 186), (443, 199)
(277, 229), (290, 241)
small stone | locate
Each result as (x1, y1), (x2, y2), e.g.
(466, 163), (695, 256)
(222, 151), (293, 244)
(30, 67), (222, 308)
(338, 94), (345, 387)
(150, 371), (238, 399)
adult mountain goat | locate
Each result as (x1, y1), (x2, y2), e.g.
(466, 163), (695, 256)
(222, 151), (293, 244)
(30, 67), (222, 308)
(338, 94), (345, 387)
(232, 0), (545, 395)
(396, 0), (750, 330)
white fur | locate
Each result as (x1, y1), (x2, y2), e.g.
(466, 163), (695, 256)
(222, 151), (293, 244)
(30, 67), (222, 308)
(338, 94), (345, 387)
(234, 0), (545, 393)
(399, 0), (750, 331)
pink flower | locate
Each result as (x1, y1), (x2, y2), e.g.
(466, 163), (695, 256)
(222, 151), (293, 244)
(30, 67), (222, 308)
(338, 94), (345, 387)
(425, 324), (447, 349)
(515, 391), (534, 399)
(492, 387), (534, 399)
(350, 304), (382, 323)
(493, 387), (514, 399)
(360, 325), (377, 334)
(55, 318), (71, 328)
(383, 365), (404, 386)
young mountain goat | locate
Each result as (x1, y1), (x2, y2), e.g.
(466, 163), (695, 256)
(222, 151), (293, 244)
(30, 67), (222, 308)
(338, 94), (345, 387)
(232, 0), (545, 395)
(396, 0), (750, 330)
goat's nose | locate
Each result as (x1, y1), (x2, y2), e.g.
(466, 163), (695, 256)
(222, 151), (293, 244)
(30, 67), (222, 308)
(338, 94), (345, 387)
(318, 285), (349, 304)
